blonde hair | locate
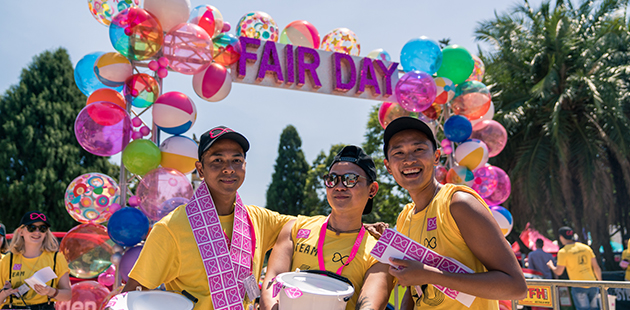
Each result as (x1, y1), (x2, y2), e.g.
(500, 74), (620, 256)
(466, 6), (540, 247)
(9, 226), (59, 255)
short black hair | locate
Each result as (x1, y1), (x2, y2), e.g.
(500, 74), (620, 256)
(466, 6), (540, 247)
(535, 238), (544, 249)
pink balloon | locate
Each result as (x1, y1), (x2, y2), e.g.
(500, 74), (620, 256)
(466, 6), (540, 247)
(136, 167), (193, 221)
(128, 195), (140, 207)
(98, 272), (115, 287)
(435, 166), (448, 184)
(54, 281), (110, 310)
(74, 102), (131, 156)
(472, 166), (498, 198)
(395, 71), (437, 112)
(163, 23), (213, 75)
(483, 166), (511, 206)
(222, 21), (231, 33)
(471, 120), (507, 157)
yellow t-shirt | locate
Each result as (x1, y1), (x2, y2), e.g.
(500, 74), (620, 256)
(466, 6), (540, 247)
(219, 214), (234, 240)
(396, 184), (498, 310)
(129, 204), (294, 310)
(0, 251), (69, 307)
(557, 242), (596, 281)
(289, 215), (379, 310)
(621, 249), (630, 281)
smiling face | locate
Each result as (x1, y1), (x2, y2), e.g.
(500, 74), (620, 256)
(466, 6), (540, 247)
(384, 129), (441, 193)
(195, 139), (246, 198)
(326, 162), (378, 214)
(21, 222), (48, 246)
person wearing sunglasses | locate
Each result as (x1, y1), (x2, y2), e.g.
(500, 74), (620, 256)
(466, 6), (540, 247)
(260, 145), (395, 310)
(0, 211), (72, 310)
(0, 224), (7, 258)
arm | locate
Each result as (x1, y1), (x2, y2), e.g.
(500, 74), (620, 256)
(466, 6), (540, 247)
(259, 219), (296, 310)
(389, 192), (527, 300)
(122, 278), (150, 292)
(546, 260), (565, 276)
(355, 263), (395, 310)
(0, 280), (18, 302)
(591, 257), (602, 281)
(363, 222), (389, 239)
(400, 287), (415, 310)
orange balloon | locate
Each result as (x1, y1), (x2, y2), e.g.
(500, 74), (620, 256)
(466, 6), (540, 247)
(87, 88), (126, 109)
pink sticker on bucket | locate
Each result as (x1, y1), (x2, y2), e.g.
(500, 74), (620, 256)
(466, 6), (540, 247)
(284, 287), (303, 299)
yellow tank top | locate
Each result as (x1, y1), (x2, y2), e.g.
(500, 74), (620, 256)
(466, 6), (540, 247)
(396, 184), (499, 310)
(290, 215), (379, 310)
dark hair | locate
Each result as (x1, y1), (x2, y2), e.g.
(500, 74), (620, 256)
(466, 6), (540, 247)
(535, 238), (544, 249)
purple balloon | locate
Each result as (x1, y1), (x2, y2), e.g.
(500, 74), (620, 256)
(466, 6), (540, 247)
(136, 168), (193, 221)
(395, 71), (437, 112)
(484, 166), (511, 205)
(74, 102), (131, 156)
(119, 245), (142, 282)
(146, 197), (190, 222)
(472, 166), (498, 198)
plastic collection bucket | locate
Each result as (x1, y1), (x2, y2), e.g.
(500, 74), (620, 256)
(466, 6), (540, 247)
(276, 272), (355, 310)
(104, 291), (194, 310)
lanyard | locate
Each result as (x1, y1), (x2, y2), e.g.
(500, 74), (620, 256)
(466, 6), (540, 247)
(317, 216), (366, 275)
(223, 213), (257, 260)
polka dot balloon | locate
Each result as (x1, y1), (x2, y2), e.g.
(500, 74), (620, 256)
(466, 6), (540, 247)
(64, 173), (121, 224)
(321, 28), (360, 56)
(236, 11), (279, 41)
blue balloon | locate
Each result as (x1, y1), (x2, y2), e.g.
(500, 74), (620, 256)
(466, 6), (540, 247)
(74, 52), (122, 96)
(107, 207), (149, 247)
(400, 37), (443, 74)
(444, 115), (472, 143)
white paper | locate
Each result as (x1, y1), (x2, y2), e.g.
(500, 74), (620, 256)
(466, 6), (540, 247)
(24, 266), (57, 289)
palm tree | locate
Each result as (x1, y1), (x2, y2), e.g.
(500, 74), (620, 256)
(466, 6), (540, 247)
(476, 0), (630, 268)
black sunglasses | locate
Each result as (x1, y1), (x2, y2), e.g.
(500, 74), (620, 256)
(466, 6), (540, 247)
(26, 224), (48, 233)
(323, 173), (369, 188)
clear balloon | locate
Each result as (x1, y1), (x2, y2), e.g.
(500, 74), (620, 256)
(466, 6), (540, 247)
(144, 0), (191, 32)
(87, 88), (126, 110)
(123, 73), (160, 109)
(189, 5), (224, 38)
(136, 168), (194, 221)
(236, 11), (279, 42)
(65, 173), (120, 224)
(451, 81), (492, 121)
(152, 92), (197, 135)
(466, 55), (485, 82)
(154, 197), (189, 222)
(378, 102), (413, 129)
(163, 23), (214, 75)
(88, 0), (141, 27)
(94, 52), (132, 88)
(60, 224), (115, 279)
(192, 63), (232, 102)
(75, 52), (123, 96)
(109, 7), (163, 60)
(279, 20), (320, 48)
(54, 281), (110, 310)
(471, 101), (495, 127)
(119, 246), (143, 282)
(212, 33), (242, 67)
(472, 166), (498, 198)
(107, 207), (150, 247)
(321, 28), (360, 56)
(122, 139), (161, 176)
(433, 77), (455, 105)
(160, 136), (198, 175)
(395, 71), (437, 112)
(446, 166), (474, 186)
(490, 206), (513, 236)
(443, 115), (472, 143)
(471, 120), (508, 157)
(400, 37), (442, 74)
(420, 102), (442, 121)
(435, 165), (448, 184)
(484, 166), (511, 206)
(366, 49), (391, 62)
(454, 139), (489, 171)
(74, 102), (132, 156)
(436, 45), (474, 85)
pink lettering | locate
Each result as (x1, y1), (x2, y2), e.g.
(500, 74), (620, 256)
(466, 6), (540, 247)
(374, 60), (399, 97)
(358, 58), (380, 95)
(238, 37), (261, 78)
(296, 46), (322, 88)
(257, 41), (283, 83)
(333, 52), (356, 92)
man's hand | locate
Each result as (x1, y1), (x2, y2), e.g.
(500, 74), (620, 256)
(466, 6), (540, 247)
(387, 257), (440, 287)
(364, 222), (389, 239)
(546, 260), (555, 269)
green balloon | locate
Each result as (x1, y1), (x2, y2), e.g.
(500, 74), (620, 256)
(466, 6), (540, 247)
(436, 45), (474, 85)
(122, 139), (161, 176)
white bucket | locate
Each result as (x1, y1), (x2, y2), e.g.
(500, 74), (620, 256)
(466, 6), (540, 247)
(104, 291), (195, 310)
(276, 272), (355, 310)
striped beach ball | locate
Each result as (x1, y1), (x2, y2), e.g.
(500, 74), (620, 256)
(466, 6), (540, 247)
(490, 205), (513, 236)
(152, 92), (197, 135)
(454, 139), (489, 171)
(94, 52), (132, 87)
(192, 63), (232, 102)
(160, 135), (198, 174)
(446, 166), (474, 186)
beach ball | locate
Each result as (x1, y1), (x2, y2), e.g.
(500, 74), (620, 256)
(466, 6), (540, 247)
(123, 73), (160, 108)
(378, 102), (413, 129)
(467, 55), (485, 82)
(437, 45), (474, 85)
(279, 20), (320, 48)
(65, 173), (120, 224)
(420, 102), (442, 121)
(189, 4), (224, 38)
(163, 23), (214, 75)
(472, 165), (498, 198)
(122, 139), (161, 176)
(152, 92), (197, 135)
(490, 206), (513, 236)
(400, 37), (442, 74)
(86, 88), (126, 109)
(193, 63), (232, 102)
(484, 166), (511, 206)
(433, 77), (455, 105)
(119, 246), (143, 282)
(451, 81), (492, 121)
(367, 49), (391, 62)
(236, 11), (279, 42)
(144, 0), (191, 32)
(212, 33), (242, 66)
(160, 135), (198, 175)
(88, 0), (141, 27)
(454, 139), (489, 171)
(446, 166), (474, 186)
(74, 102), (131, 156)
(60, 223), (115, 279)
(395, 71), (437, 112)
(136, 168), (194, 221)
(471, 101), (495, 127)
(108, 208), (149, 247)
(55, 281), (110, 310)
(443, 115), (472, 143)
(321, 28), (360, 56)
(109, 7), (163, 60)
(471, 120), (508, 157)
(75, 52), (123, 96)
(435, 165), (448, 184)
(94, 52), (132, 88)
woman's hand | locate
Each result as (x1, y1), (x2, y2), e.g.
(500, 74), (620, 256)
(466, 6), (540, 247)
(33, 284), (55, 297)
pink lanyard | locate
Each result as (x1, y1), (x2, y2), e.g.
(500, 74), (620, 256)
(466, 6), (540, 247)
(317, 216), (366, 275)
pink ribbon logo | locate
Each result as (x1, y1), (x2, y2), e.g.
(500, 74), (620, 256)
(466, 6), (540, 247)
(210, 127), (232, 138)
(30, 213), (46, 221)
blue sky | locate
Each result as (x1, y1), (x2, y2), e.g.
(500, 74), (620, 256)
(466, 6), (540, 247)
(0, 0), (539, 208)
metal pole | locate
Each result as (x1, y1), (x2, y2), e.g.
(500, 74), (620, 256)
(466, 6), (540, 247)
(600, 284), (610, 310)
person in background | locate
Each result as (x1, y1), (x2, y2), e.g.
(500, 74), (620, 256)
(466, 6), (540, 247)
(0, 211), (72, 310)
(547, 226), (602, 310)
(528, 238), (554, 279)
(620, 238), (630, 280)
(0, 224), (7, 258)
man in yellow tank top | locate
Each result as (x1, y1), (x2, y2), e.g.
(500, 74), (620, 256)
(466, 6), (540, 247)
(381, 117), (527, 310)
(547, 226), (602, 310)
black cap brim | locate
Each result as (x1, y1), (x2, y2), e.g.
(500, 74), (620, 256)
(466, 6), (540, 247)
(383, 117), (437, 158)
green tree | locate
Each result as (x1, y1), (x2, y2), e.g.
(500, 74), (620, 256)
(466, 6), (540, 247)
(266, 125), (310, 215)
(476, 0), (630, 269)
(0, 48), (119, 232)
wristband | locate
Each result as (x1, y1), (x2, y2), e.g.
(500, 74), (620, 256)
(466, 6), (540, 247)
(49, 288), (59, 299)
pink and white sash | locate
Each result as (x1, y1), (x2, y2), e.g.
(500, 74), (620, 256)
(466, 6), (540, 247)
(186, 182), (255, 310)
